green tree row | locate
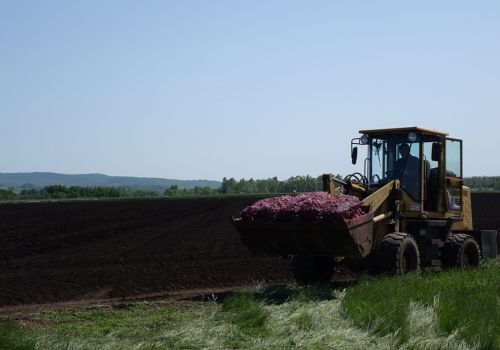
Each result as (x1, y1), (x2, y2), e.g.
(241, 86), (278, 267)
(1, 175), (499, 201)
(218, 175), (326, 195)
(163, 185), (217, 197)
(0, 189), (17, 200)
(11, 185), (160, 200)
(464, 176), (500, 191)
(162, 176), (328, 197)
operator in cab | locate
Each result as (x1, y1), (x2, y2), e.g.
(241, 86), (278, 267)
(394, 143), (419, 199)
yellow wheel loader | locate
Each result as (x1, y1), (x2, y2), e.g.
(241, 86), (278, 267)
(233, 127), (497, 282)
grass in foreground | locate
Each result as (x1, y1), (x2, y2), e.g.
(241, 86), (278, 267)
(343, 258), (500, 349)
(0, 321), (35, 350)
(2, 259), (498, 350)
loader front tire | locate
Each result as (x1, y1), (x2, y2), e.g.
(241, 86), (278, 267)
(291, 255), (334, 284)
(377, 233), (420, 275)
(442, 234), (480, 268)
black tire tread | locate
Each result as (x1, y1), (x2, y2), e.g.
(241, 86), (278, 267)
(378, 233), (420, 275)
(442, 234), (480, 268)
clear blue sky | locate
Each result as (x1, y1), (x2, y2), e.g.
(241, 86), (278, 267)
(1, 1), (499, 180)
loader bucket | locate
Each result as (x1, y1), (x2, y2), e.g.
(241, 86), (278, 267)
(232, 207), (374, 258)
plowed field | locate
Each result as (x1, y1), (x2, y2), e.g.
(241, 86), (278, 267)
(0, 194), (498, 307)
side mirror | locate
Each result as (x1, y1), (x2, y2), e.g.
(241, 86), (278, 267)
(351, 147), (358, 164)
(431, 142), (441, 162)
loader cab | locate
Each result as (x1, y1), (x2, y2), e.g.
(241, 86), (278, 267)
(354, 127), (464, 216)
(368, 133), (422, 201)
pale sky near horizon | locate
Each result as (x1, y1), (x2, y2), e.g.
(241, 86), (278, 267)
(1, 1), (499, 181)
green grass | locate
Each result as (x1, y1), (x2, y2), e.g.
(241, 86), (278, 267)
(342, 259), (500, 349)
(220, 291), (270, 336)
(0, 321), (35, 350)
(2, 260), (498, 349)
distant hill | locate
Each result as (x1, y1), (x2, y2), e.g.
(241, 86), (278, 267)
(0, 172), (221, 191)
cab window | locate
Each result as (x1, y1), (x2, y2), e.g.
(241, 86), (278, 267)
(446, 138), (462, 210)
(369, 134), (421, 201)
(446, 139), (462, 177)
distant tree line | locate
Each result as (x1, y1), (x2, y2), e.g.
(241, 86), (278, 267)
(0, 189), (17, 200)
(162, 175), (500, 196)
(0, 185), (159, 200)
(163, 185), (217, 197)
(1, 175), (500, 201)
(163, 175), (332, 197)
(219, 175), (325, 194)
(464, 177), (500, 191)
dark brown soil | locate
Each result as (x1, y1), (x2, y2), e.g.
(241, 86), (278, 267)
(470, 193), (500, 232)
(0, 197), (292, 307)
(0, 193), (498, 307)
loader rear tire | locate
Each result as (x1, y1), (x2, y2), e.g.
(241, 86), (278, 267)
(442, 234), (480, 268)
(377, 233), (420, 275)
(291, 255), (334, 284)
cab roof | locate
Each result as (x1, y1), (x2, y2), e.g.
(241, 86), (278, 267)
(359, 126), (449, 137)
